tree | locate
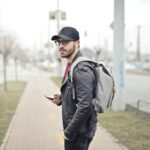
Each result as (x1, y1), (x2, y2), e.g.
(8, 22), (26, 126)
(94, 46), (102, 61)
(0, 31), (16, 91)
(10, 44), (21, 81)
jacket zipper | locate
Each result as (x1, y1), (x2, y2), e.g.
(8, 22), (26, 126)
(64, 86), (71, 100)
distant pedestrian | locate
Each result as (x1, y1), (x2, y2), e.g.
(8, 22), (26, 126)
(51, 26), (97, 150)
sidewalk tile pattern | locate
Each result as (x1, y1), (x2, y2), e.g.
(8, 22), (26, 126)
(1, 75), (127, 150)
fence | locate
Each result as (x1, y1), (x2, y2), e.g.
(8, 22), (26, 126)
(136, 99), (150, 115)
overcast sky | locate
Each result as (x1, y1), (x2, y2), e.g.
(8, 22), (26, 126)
(0, 0), (150, 54)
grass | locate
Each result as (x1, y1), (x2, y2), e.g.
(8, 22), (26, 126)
(0, 81), (26, 146)
(51, 76), (150, 150)
(99, 105), (150, 150)
(51, 76), (62, 87)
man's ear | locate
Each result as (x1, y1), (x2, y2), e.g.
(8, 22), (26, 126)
(75, 41), (80, 49)
(75, 44), (78, 49)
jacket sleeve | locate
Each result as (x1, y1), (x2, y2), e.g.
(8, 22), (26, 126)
(64, 64), (95, 140)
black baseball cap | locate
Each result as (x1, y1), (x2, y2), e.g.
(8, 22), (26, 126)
(51, 26), (79, 41)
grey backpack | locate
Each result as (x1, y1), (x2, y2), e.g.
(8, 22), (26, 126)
(70, 57), (116, 113)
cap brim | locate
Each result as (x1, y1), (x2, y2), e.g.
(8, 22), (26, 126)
(51, 34), (73, 41)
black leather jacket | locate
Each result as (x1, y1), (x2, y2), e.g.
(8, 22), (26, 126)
(60, 51), (97, 140)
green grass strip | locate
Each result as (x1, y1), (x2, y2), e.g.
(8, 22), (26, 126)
(51, 76), (150, 150)
(0, 81), (26, 145)
(99, 106), (150, 150)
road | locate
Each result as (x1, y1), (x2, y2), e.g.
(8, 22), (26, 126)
(125, 73), (150, 112)
(0, 65), (150, 112)
(0, 65), (30, 83)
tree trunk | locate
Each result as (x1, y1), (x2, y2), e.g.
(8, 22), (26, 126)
(3, 55), (7, 91)
(15, 58), (18, 81)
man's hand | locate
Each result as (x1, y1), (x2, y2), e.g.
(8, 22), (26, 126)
(53, 94), (62, 105)
(60, 131), (69, 141)
(64, 134), (69, 140)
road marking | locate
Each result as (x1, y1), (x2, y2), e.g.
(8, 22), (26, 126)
(56, 131), (64, 145)
(50, 112), (57, 120)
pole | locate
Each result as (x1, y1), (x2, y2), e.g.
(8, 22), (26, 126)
(48, 12), (51, 66)
(56, 0), (63, 77)
(112, 0), (125, 111)
(57, 0), (60, 32)
(136, 25), (141, 61)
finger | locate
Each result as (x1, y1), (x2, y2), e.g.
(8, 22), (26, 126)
(53, 99), (60, 105)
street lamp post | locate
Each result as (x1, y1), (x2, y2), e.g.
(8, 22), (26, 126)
(57, 0), (60, 32)
(112, 0), (126, 111)
(136, 25), (141, 61)
(48, 0), (66, 77)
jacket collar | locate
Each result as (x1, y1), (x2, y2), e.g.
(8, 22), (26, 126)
(72, 50), (82, 63)
(61, 51), (82, 86)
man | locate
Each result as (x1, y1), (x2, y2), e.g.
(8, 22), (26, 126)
(51, 26), (97, 150)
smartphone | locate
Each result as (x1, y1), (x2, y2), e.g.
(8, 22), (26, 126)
(44, 95), (54, 101)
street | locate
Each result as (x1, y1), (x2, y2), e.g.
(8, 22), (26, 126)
(0, 65), (150, 112)
(0, 64), (51, 84)
(125, 73), (150, 112)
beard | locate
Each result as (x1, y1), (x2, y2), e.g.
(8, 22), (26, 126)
(59, 43), (76, 58)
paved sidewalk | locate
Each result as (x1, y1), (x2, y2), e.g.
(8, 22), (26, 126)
(0, 74), (127, 150)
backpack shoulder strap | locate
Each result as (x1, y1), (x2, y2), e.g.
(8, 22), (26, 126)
(70, 57), (97, 82)
(70, 56), (97, 100)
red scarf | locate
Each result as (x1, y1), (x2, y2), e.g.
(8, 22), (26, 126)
(63, 63), (71, 81)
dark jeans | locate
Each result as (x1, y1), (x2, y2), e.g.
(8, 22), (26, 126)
(64, 134), (92, 150)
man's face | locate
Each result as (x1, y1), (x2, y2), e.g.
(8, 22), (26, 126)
(55, 39), (77, 58)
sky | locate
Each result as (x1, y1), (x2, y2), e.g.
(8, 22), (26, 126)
(0, 0), (150, 54)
